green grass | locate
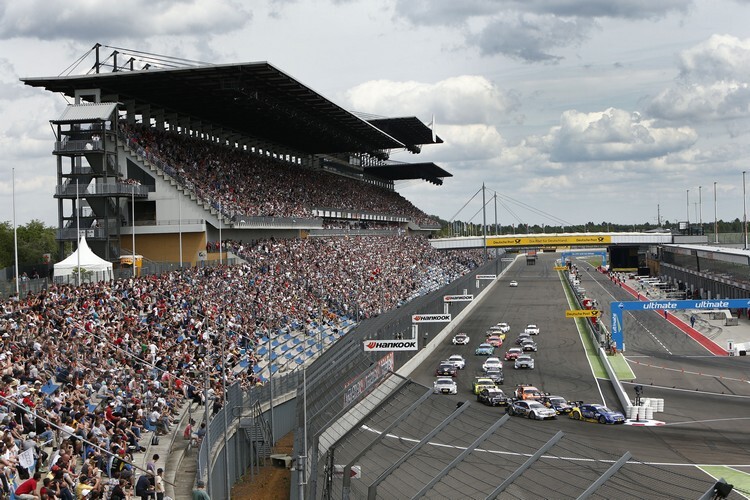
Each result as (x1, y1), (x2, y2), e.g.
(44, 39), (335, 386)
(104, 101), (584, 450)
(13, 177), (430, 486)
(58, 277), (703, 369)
(699, 466), (750, 495)
(607, 352), (636, 380)
(559, 271), (608, 379)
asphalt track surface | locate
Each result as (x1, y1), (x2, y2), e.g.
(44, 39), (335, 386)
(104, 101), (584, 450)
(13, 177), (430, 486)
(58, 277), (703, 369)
(402, 253), (750, 496)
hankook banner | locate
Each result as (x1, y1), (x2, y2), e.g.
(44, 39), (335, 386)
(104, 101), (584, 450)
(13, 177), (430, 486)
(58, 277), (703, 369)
(443, 294), (474, 302)
(362, 340), (419, 351)
(411, 313), (452, 323)
(475, 274), (497, 280)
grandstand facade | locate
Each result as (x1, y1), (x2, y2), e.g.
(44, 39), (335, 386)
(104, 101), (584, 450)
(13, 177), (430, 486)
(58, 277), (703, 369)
(23, 45), (449, 268)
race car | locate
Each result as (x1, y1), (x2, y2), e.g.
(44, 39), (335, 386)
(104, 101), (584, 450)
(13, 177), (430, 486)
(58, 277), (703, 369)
(520, 339), (538, 352)
(482, 357), (502, 372)
(506, 399), (556, 420)
(452, 333), (470, 345)
(495, 322), (511, 333)
(514, 354), (535, 369)
(514, 385), (543, 400)
(524, 324), (540, 335)
(477, 387), (508, 406)
(484, 367), (504, 385)
(504, 347), (523, 361)
(515, 333), (531, 345)
(509, 280), (519, 287)
(435, 362), (458, 377)
(472, 377), (497, 395)
(486, 335), (504, 347)
(433, 377), (458, 395)
(485, 328), (507, 341)
(569, 403), (626, 424)
(542, 395), (573, 414)
(446, 354), (466, 370)
(475, 343), (495, 356)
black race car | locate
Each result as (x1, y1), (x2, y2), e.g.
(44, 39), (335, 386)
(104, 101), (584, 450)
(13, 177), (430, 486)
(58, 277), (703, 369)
(477, 388), (508, 406)
(435, 362), (458, 377)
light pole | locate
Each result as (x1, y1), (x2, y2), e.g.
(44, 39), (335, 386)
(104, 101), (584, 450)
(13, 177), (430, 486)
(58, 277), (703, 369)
(12, 168), (19, 298)
(132, 185), (136, 277)
(179, 194), (183, 268)
(714, 181), (718, 244)
(76, 178), (81, 286)
(686, 189), (690, 227)
(699, 186), (703, 231)
(744, 171), (748, 250)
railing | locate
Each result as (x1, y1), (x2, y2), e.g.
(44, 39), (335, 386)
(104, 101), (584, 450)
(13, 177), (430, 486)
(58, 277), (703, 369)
(54, 139), (104, 153)
(232, 216), (322, 229)
(55, 182), (149, 197)
(134, 219), (204, 227)
(57, 227), (108, 240)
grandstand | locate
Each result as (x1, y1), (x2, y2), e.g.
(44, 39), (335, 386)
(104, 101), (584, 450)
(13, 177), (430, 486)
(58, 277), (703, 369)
(22, 44), (449, 269)
(4, 45), (496, 499)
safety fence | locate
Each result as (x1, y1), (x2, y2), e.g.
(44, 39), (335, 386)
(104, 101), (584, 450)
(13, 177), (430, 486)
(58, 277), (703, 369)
(293, 258), (504, 499)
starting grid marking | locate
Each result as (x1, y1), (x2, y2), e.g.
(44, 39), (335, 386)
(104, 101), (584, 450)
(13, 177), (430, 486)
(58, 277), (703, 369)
(624, 357), (750, 384)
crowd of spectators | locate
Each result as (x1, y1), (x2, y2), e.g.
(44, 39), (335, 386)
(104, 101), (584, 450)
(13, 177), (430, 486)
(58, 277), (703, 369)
(0, 234), (484, 497)
(121, 123), (440, 226)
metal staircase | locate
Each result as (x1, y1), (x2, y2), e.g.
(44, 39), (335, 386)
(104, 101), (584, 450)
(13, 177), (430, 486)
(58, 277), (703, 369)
(242, 400), (274, 465)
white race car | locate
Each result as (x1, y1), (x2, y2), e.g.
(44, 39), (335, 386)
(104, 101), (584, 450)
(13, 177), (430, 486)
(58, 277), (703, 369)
(447, 354), (466, 370)
(514, 354), (535, 369)
(482, 357), (503, 372)
(433, 377), (458, 394)
(495, 322), (511, 333)
(524, 324), (540, 335)
(509, 280), (519, 287)
(452, 333), (470, 345)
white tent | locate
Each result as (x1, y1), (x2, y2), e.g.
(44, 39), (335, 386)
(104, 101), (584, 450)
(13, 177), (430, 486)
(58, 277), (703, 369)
(54, 234), (113, 282)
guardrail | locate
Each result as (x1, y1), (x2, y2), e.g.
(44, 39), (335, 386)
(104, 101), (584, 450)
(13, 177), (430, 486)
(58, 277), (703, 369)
(563, 269), (632, 411)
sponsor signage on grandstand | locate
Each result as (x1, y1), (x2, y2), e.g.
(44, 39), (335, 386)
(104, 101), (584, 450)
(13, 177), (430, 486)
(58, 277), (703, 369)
(411, 314), (452, 323)
(343, 353), (394, 406)
(363, 340), (418, 351)
(443, 294), (473, 303)
(475, 274), (496, 280)
(487, 235), (612, 246)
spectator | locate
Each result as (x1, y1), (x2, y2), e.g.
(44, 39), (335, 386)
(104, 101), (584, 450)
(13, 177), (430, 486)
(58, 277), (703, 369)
(192, 480), (210, 500)
(14, 471), (42, 499)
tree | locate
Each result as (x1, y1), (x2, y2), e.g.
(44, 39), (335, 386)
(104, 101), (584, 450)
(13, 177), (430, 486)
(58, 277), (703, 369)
(0, 220), (57, 269)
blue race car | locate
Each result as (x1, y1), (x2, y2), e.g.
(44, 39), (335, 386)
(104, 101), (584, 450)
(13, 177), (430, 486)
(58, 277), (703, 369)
(570, 403), (625, 424)
(475, 343), (495, 355)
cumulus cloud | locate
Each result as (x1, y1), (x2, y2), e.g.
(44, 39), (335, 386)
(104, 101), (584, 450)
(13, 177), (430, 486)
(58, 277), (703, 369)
(344, 75), (518, 125)
(470, 13), (594, 62)
(0, 0), (250, 40)
(543, 108), (697, 162)
(392, 0), (689, 62)
(648, 35), (750, 121)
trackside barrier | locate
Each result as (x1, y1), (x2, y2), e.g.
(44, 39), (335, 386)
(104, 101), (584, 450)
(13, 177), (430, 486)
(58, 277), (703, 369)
(597, 347), (632, 412)
(397, 254), (520, 378)
(315, 255), (519, 458)
(563, 268), (632, 413)
(317, 375), (404, 456)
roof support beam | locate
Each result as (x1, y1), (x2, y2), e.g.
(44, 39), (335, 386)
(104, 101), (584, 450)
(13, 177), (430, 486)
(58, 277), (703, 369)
(576, 451), (632, 500)
(486, 430), (564, 499)
(367, 402), (470, 500)
(412, 413), (510, 499)
(341, 388), (433, 500)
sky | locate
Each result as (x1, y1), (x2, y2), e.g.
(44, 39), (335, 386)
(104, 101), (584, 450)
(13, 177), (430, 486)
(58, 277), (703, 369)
(2, 0), (750, 229)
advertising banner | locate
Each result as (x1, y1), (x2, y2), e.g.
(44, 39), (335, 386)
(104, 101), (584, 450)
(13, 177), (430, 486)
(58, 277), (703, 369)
(443, 294), (474, 302)
(411, 313), (452, 323)
(362, 340), (419, 351)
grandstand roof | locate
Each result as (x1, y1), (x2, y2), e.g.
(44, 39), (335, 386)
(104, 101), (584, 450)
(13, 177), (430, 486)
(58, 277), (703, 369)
(364, 162), (452, 186)
(22, 62), (407, 155)
(366, 117), (443, 153)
